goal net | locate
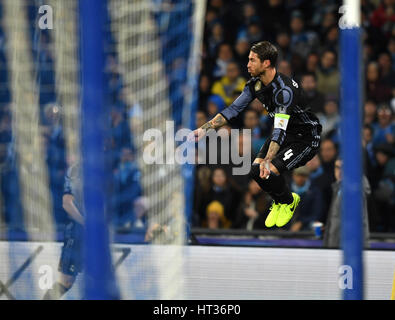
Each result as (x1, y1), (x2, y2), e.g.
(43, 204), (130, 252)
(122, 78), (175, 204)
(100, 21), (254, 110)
(0, 0), (205, 300)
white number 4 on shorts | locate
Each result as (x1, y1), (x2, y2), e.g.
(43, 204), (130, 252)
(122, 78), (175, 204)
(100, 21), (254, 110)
(283, 149), (293, 161)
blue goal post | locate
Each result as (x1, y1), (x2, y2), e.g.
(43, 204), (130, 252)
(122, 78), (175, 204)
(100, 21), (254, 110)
(79, 0), (119, 300)
(339, 0), (364, 300)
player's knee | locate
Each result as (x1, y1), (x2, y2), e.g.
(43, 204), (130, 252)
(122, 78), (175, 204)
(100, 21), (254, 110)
(60, 274), (76, 289)
(249, 163), (261, 180)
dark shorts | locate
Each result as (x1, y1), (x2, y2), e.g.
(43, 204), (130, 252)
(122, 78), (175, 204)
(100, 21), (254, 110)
(256, 135), (320, 174)
(58, 221), (83, 276)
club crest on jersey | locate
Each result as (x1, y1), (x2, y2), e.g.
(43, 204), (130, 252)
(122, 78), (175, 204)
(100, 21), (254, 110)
(254, 81), (262, 91)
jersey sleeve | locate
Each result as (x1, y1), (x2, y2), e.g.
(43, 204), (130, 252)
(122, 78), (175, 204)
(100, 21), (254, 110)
(271, 81), (296, 146)
(219, 84), (254, 122)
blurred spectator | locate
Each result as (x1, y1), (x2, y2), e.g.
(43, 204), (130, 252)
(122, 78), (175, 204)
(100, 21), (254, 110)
(261, 0), (290, 40)
(107, 69), (123, 105)
(206, 94), (226, 120)
(207, 22), (224, 58)
(244, 22), (265, 44)
(320, 139), (338, 173)
(211, 61), (246, 106)
(111, 147), (142, 232)
(365, 61), (392, 103)
(318, 139), (338, 222)
(205, 200), (231, 229)
(300, 72), (326, 114)
(289, 166), (324, 232)
(363, 41), (375, 65)
(323, 158), (370, 248)
(110, 105), (132, 167)
(236, 2), (261, 40)
(323, 25), (339, 52)
(289, 10), (319, 59)
(290, 53), (306, 77)
(317, 9), (337, 42)
(364, 100), (379, 125)
(212, 43), (234, 79)
(311, 0), (338, 28)
(199, 74), (213, 110)
(209, 0), (226, 16)
(234, 179), (270, 230)
(370, 0), (395, 36)
(204, 7), (219, 33)
(378, 51), (395, 86)
(316, 49), (340, 99)
(243, 109), (265, 156)
(317, 98), (340, 138)
(276, 30), (293, 63)
(305, 52), (320, 73)
(196, 110), (208, 129)
(234, 38), (251, 78)
(195, 166), (241, 226)
(277, 60), (293, 78)
(363, 124), (377, 172)
(371, 143), (395, 231)
(229, 131), (253, 191)
(372, 104), (395, 146)
(193, 166), (212, 226)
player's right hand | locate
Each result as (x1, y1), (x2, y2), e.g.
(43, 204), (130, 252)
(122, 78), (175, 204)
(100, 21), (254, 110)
(260, 160), (271, 179)
(188, 128), (206, 142)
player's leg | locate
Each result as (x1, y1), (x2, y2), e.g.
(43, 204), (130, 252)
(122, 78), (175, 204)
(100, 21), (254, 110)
(250, 139), (282, 201)
(42, 273), (76, 300)
(43, 222), (82, 300)
(272, 142), (319, 227)
(249, 140), (293, 227)
(250, 159), (294, 227)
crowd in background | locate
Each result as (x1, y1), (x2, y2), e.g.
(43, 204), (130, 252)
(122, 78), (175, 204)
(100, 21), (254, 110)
(193, 0), (395, 233)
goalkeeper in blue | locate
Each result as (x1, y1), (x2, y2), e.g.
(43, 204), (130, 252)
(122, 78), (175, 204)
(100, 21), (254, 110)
(43, 164), (84, 299)
(192, 41), (322, 228)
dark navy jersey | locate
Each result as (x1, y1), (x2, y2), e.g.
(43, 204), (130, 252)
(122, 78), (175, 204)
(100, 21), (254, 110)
(220, 72), (322, 148)
(63, 164), (84, 215)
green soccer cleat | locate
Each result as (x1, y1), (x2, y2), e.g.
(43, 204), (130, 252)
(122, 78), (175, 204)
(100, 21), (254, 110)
(265, 202), (281, 228)
(276, 192), (300, 227)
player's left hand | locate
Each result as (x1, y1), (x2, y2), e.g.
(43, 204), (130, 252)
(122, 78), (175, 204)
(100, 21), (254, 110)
(188, 128), (206, 142)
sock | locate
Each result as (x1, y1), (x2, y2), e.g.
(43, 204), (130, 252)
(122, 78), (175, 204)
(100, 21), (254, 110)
(42, 282), (70, 300)
(267, 172), (293, 204)
(249, 163), (293, 204)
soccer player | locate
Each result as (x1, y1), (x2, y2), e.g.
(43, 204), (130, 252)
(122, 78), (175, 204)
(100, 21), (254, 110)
(192, 41), (322, 228)
(43, 164), (84, 300)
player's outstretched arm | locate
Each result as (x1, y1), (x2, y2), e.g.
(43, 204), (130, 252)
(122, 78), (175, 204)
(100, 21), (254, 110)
(190, 113), (228, 142)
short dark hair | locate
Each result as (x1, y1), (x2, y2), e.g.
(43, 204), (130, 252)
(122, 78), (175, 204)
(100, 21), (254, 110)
(250, 41), (278, 67)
